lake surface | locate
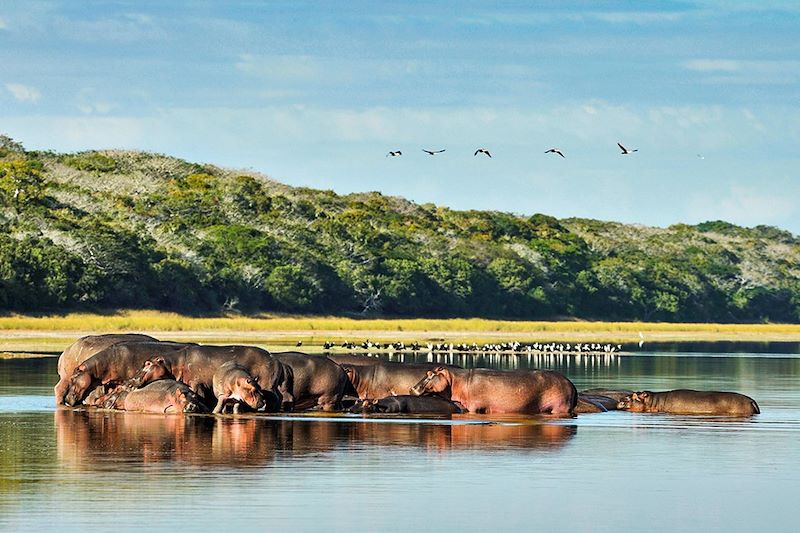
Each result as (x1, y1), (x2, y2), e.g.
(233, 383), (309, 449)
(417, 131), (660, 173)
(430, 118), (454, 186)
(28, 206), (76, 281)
(1, 347), (799, 532)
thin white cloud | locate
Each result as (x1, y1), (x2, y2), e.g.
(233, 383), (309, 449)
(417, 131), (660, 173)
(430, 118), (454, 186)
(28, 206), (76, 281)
(589, 11), (685, 24)
(0, 16), (7, 30)
(236, 54), (322, 82)
(5, 83), (41, 102)
(683, 59), (800, 84)
(684, 59), (741, 72)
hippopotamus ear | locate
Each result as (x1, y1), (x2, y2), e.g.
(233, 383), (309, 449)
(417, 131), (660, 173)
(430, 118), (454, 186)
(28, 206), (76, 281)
(639, 392), (650, 399)
(155, 356), (166, 364)
(434, 366), (447, 373)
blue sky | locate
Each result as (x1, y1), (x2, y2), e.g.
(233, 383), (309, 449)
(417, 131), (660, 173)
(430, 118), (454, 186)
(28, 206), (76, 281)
(1, 1), (799, 233)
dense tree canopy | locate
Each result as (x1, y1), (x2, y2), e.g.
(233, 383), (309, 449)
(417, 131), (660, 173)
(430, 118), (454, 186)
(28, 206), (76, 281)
(1, 138), (798, 322)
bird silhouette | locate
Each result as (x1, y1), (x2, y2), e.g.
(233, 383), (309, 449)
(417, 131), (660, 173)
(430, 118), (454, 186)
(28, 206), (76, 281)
(618, 142), (638, 155)
(422, 149), (446, 155)
(386, 151), (402, 157)
(474, 148), (491, 158)
(545, 148), (565, 158)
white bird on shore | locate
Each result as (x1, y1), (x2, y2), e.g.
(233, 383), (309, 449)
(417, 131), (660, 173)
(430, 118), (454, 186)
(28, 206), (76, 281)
(638, 331), (644, 348)
(618, 142), (638, 155)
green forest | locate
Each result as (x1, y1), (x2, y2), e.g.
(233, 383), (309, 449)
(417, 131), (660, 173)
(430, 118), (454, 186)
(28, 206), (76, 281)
(1, 134), (798, 322)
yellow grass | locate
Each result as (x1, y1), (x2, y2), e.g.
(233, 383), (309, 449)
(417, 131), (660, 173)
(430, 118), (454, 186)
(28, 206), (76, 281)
(1, 310), (799, 356)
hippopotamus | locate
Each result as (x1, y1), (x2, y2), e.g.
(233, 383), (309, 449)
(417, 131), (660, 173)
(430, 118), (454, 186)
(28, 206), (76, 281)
(271, 352), (348, 411)
(102, 379), (207, 414)
(63, 341), (190, 406)
(54, 333), (158, 405)
(129, 344), (288, 412)
(574, 393), (620, 413)
(617, 389), (760, 416)
(342, 361), (462, 400)
(212, 361), (267, 414)
(350, 394), (465, 414)
(326, 354), (387, 366)
(410, 366), (577, 416)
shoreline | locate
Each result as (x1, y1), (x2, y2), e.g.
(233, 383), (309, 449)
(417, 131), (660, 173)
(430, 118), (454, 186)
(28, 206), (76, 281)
(1, 311), (799, 356)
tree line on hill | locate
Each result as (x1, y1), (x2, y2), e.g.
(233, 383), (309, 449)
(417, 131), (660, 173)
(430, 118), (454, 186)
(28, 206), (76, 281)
(1, 134), (798, 322)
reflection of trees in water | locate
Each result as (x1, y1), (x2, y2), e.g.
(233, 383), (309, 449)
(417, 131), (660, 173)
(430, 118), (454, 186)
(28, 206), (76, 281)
(54, 410), (577, 473)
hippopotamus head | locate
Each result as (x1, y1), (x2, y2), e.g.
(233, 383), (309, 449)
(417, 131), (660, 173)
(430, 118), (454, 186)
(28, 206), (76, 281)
(410, 366), (450, 396)
(617, 391), (650, 412)
(168, 387), (206, 414)
(235, 375), (267, 411)
(64, 365), (95, 406)
(131, 357), (172, 387)
(348, 399), (380, 413)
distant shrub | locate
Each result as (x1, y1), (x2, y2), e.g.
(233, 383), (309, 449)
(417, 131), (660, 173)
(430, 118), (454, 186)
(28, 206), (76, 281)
(63, 152), (118, 173)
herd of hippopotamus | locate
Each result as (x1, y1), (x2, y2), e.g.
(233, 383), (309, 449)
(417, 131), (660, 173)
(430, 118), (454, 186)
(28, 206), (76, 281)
(55, 333), (761, 417)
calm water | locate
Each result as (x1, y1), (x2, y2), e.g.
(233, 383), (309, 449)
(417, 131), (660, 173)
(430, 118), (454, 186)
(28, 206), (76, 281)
(1, 348), (799, 532)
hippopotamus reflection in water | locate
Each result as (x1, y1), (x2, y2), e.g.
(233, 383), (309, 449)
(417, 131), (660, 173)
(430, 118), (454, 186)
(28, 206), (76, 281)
(350, 394), (465, 414)
(617, 389), (760, 416)
(101, 380), (208, 414)
(54, 333), (159, 405)
(411, 366), (577, 416)
(63, 342), (191, 407)
(212, 361), (267, 414)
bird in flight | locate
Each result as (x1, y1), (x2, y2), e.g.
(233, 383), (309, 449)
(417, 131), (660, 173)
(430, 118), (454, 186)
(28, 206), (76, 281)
(422, 149), (446, 155)
(474, 148), (491, 158)
(545, 148), (565, 158)
(618, 142), (638, 155)
(386, 151), (402, 157)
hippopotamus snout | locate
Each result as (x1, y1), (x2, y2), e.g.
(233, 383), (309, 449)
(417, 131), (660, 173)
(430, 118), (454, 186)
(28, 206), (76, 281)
(183, 402), (200, 413)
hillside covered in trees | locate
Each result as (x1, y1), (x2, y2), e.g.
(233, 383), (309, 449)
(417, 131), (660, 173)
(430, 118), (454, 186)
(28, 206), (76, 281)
(1, 135), (798, 322)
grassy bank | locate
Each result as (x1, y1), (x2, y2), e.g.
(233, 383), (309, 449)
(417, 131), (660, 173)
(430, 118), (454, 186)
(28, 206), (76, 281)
(1, 310), (799, 356)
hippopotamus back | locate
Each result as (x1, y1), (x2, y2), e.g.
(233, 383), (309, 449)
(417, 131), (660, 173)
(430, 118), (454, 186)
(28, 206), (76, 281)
(112, 380), (208, 414)
(352, 394), (464, 414)
(618, 389), (760, 416)
(62, 341), (191, 406)
(272, 352), (348, 411)
(55, 333), (159, 405)
(343, 361), (451, 400)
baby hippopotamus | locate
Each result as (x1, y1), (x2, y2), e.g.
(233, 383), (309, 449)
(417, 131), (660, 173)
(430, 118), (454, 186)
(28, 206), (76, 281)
(350, 394), (465, 414)
(102, 380), (208, 414)
(212, 361), (267, 414)
(618, 389), (760, 416)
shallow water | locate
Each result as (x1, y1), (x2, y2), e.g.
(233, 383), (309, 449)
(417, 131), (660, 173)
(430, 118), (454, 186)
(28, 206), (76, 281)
(1, 349), (799, 532)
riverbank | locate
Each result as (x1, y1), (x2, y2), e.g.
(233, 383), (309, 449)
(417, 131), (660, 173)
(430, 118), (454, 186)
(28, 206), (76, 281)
(1, 310), (799, 356)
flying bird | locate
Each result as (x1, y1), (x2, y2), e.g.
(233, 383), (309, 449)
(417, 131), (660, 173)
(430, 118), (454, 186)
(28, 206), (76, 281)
(545, 148), (565, 158)
(422, 149), (446, 155)
(386, 151), (402, 157)
(474, 148), (491, 158)
(618, 142), (638, 155)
